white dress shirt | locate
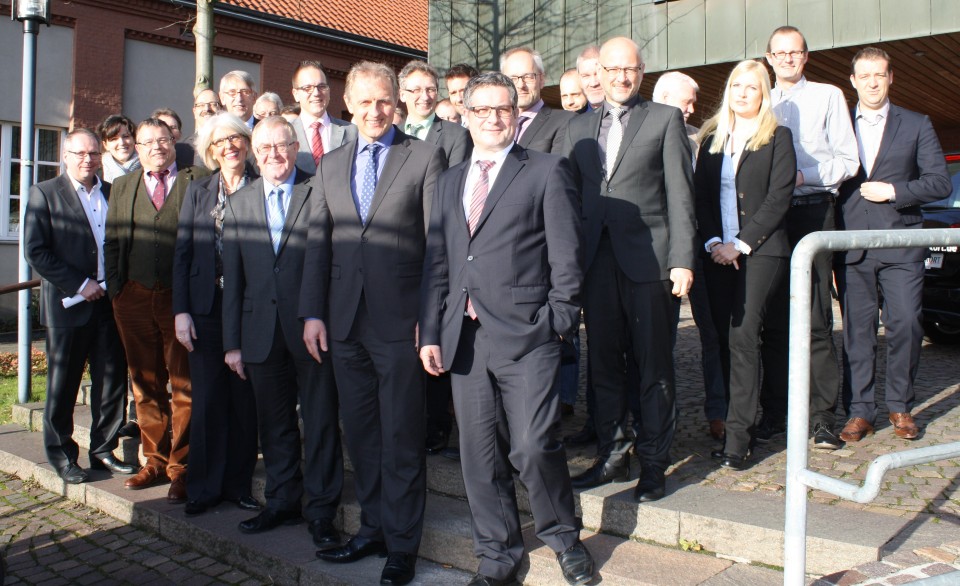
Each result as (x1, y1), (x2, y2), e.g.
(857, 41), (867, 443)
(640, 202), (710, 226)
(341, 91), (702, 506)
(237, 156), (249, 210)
(854, 102), (889, 178)
(68, 175), (108, 289)
(300, 111), (334, 153)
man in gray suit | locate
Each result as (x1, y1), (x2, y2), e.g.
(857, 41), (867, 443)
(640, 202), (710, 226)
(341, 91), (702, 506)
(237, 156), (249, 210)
(500, 46), (575, 154)
(302, 61), (445, 586)
(24, 128), (135, 484)
(399, 60), (472, 167)
(222, 116), (342, 548)
(564, 37), (697, 502)
(290, 61), (356, 174)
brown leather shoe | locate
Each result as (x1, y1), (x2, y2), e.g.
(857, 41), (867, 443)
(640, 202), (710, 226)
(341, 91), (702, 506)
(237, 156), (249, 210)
(839, 418), (874, 443)
(888, 412), (919, 439)
(124, 466), (167, 490)
(167, 476), (187, 503)
(709, 419), (725, 441)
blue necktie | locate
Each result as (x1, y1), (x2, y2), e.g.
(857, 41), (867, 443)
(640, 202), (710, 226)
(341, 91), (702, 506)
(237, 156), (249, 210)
(358, 144), (381, 224)
(268, 187), (285, 254)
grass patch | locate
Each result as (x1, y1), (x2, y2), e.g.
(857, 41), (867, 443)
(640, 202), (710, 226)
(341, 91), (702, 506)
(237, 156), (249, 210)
(0, 375), (47, 425)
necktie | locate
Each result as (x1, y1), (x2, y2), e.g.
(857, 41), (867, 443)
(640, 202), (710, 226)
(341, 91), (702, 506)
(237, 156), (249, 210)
(605, 107), (625, 180)
(149, 170), (169, 210)
(357, 144), (381, 224)
(310, 120), (324, 165)
(515, 115), (531, 142)
(407, 124), (423, 139)
(465, 160), (495, 320)
(268, 187), (286, 254)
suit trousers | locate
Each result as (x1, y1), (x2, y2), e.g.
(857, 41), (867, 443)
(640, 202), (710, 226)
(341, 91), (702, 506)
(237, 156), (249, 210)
(839, 257), (924, 422)
(330, 299), (425, 554)
(584, 236), (678, 473)
(246, 320), (342, 521)
(704, 255), (788, 457)
(112, 282), (190, 478)
(185, 290), (259, 505)
(761, 200), (840, 428)
(452, 319), (579, 580)
(43, 298), (128, 472)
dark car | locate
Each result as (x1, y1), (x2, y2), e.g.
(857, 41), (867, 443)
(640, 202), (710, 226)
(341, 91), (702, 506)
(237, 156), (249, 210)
(921, 161), (960, 344)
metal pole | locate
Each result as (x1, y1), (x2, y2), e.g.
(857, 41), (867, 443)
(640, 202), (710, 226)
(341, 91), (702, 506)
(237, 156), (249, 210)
(17, 17), (39, 405)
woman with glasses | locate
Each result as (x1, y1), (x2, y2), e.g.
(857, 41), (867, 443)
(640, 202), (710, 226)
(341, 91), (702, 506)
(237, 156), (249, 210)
(172, 113), (260, 515)
(97, 114), (140, 184)
(694, 60), (796, 470)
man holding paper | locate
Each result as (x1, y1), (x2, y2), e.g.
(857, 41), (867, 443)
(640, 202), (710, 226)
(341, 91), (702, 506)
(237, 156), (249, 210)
(24, 128), (136, 484)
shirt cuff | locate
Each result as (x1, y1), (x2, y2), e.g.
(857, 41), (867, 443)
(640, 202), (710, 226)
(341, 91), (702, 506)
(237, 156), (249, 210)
(77, 278), (90, 295)
(704, 237), (722, 253)
(733, 238), (752, 255)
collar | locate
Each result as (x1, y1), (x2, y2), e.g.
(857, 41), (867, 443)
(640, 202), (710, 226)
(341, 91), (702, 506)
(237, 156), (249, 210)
(147, 161), (178, 178)
(300, 111), (331, 129)
(359, 126), (396, 152)
(602, 95), (640, 116)
(263, 169), (297, 198)
(470, 143), (513, 168)
(521, 99), (545, 116)
(68, 173), (102, 195)
(774, 76), (808, 96)
(855, 101), (890, 124)
(404, 113), (436, 134)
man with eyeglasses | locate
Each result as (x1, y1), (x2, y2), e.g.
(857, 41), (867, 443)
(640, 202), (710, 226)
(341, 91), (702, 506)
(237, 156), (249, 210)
(221, 116), (343, 547)
(564, 37), (696, 503)
(104, 118), (209, 500)
(399, 60), (472, 168)
(759, 25), (859, 451)
(500, 46), (575, 154)
(25, 129), (136, 485)
(419, 71), (594, 586)
(290, 60), (356, 174)
(219, 70), (259, 130)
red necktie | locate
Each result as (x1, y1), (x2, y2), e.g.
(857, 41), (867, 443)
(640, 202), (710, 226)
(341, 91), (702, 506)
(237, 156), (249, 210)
(466, 160), (495, 319)
(149, 170), (169, 210)
(310, 120), (324, 165)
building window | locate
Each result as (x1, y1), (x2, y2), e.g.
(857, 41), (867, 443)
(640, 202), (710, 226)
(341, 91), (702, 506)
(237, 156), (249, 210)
(0, 123), (64, 241)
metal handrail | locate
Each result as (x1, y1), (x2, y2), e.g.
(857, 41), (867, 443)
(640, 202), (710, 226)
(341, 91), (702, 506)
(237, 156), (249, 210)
(784, 228), (960, 585)
(0, 279), (40, 296)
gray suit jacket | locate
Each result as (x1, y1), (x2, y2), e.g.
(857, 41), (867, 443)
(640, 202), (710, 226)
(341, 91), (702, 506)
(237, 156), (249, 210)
(565, 98), (697, 282)
(421, 117), (472, 167)
(222, 169), (315, 363)
(299, 131), (446, 342)
(292, 116), (356, 174)
(517, 105), (575, 154)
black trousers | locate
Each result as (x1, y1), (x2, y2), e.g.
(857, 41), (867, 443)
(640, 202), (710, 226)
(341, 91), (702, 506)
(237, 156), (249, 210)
(43, 298), (128, 472)
(246, 320), (342, 521)
(761, 200), (840, 428)
(330, 300), (425, 554)
(185, 291), (258, 505)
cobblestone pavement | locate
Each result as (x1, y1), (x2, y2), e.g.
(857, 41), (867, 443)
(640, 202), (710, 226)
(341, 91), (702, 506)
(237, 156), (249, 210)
(0, 474), (269, 586)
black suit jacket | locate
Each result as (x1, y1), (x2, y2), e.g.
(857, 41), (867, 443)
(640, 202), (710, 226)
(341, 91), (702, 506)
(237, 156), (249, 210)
(292, 116), (356, 174)
(419, 145), (583, 367)
(422, 117), (472, 167)
(24, 175), (108, 327)
(299, 131), (446, 342)
(838, 104), (951, 264)
(565, 98), (697, 282)
(517, 105), (575, 154)
(222, 169), (315, 363)
(694, 126), (797, 258)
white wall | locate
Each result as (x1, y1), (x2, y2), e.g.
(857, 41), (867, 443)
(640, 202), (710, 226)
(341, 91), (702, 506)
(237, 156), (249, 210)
(0, 19), (74, 128)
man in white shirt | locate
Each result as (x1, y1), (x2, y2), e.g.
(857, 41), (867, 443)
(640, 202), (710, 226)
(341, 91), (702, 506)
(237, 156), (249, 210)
(289, 60), (356, 174)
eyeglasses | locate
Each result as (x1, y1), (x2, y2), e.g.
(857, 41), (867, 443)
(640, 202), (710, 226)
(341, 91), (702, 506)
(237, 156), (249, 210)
(222, 89), (254, 98)
(508, 73), (539, 85)
(255, 141), (296, 155)
(255, 110), (280, 118)
(136, 137), (173, 148)
(600, 65), (642, 78)
(403, 86), (438, 96)
(211, 134), (245, 148)
(194, 100), (222, 111)
(294, 83), (330, 94)
(66, 151), (101, 159)
(467, 105), (515, 119)
(769, 50), (806, 61)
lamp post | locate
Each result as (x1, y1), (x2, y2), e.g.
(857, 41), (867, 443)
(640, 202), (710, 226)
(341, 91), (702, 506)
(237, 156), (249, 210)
(13, 0), (51, 404)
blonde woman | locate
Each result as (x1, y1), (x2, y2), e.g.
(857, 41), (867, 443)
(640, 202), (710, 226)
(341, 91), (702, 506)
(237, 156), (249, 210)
(694, 60), (796, 470)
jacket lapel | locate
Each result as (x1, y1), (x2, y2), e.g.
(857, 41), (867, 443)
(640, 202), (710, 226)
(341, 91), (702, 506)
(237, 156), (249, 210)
(609, 100), (646, 180)
(56, 175), (96, 246)
(518, 107), (549, 147)
(472, 146), (525, 237)
(364, 135), (410, 229)
(867, 106), (900, 181)
(329, 123), (346, 151)
(279, 173), (310, 254)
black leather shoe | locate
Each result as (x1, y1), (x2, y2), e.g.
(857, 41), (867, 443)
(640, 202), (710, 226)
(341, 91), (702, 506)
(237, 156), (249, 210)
(184, 500), (209, 516)
(563, 425), (597, 446)
(117, 420), (140, 439)
(58, 462), (88, 484)
(90, 454), (139, 475)
(633, 470), (666, 503)
(380, 552), (416, 585)
(224, 494), (262, 511)
(557, 541), (595, 586)
(719, 452), (751, 471)
(316, 536), (387, 563)
(309, 518), (340, 550)
(238, 508), (302, 534)
(466, 574), (517, 586)
(425, 430), (450, 455)
(570, 457), (628, 488)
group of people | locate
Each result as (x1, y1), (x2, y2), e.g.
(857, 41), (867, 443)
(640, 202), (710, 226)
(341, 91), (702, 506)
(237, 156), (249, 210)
(22, 23), (951, 586)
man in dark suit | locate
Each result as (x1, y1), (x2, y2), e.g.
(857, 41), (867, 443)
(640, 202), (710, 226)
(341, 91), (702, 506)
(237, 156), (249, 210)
(500, 47), (575, 154)
(24, 128), (136, 484)
(419, 72), (594, 586)
(301, 61), (445, 586)
(564, 37), (697, 502)
(289, 61), (356, 174)
(221, 117), (342, 548)
(837, 47), (951, 443)
(399, 60), (472, 167)
(105, 118), (209, 501)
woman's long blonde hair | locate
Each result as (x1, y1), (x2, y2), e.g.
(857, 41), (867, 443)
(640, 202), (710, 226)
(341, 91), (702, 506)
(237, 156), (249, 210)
(698, 59), (779, 154)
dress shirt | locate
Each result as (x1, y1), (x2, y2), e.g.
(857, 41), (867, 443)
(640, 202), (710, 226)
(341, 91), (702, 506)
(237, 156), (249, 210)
(462, 143), (513, 222)
(142, 163), (179, 200)
(261, 170), (296, 227)
(770, 77), (859, 196)
(516, 99), (544, 141)
(300, 111), (334, 153)
(597, 97), (639, 175)
(404, 114), (436, 140)
(703, 137), (751, 255)
(855, 102), (890, 178)
(350, 126), (395, 215)
(245, 116), (256, 131)
(67, 174), (108, 289)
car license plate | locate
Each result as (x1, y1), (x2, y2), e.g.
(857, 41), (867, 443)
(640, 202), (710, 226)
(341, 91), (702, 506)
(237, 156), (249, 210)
(926, 252), (944, 269)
